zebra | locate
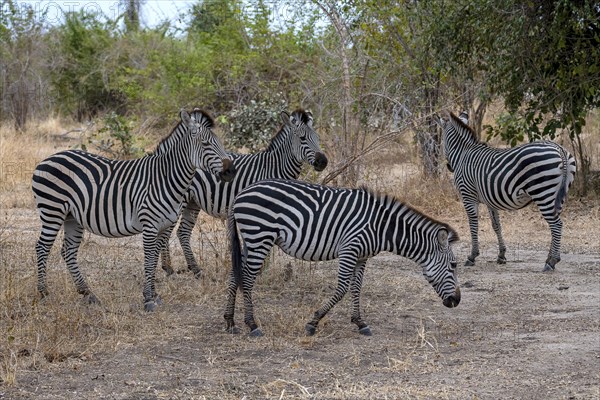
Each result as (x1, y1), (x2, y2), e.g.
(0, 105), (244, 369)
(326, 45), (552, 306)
(223, 179), (461, 337)
(32, 109), (236, 311)
(442, 111), (576, 271)
(160, 109), (328, 277)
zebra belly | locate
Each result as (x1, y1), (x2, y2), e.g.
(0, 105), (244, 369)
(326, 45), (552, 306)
(275, 239), (339, 261)
(479, 190), (532, 211)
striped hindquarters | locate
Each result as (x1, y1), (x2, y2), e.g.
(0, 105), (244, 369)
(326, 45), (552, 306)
(32, 150), (148, 237)
(232, 179), (374, 261)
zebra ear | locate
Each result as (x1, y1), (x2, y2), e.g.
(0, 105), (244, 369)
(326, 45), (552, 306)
(180, 110), (191, 126)
(305, 111), (314, 127)
(280, 111), (291, 125)
(437, 229), (449, 247)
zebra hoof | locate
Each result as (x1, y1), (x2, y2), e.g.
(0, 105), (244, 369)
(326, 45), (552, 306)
(542, 263), (555, 272)
(305, 323), (317, 336)
(84, 293), (100, 305)
(249, 328), (264, 337)
(358, 326), (372, 336)
(464, 258), (475, 267)
(497, 256), (507, 265)
(144, 301), (158, 312)
(162, 267), (175, 276)
(226, 326), (241, 334)
(154, 295), (163, 306)
(191, 270), (202, 279)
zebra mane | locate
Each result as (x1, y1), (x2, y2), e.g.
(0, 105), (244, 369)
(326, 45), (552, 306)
(448, 112), (481, 144)
(360, 185), (459, 240)
(266, 109), (312, 152)
(152, 109), (214, 155)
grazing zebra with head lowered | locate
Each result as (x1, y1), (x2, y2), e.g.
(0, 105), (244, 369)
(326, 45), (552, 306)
(160, 109), (328, 277)
(32, 109), (236, 311)
(442, 111), (576, 271)
(224, 179), (461, 337)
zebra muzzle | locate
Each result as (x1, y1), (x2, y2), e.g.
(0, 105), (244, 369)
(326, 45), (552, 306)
(443, 287), (461, 308)
(313, 152), (328, 172)
(219, 158), (236, 182)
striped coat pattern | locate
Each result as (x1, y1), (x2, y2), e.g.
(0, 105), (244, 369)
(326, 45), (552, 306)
(32, 109), (235, 310)
(224, 179), (461, 337)
(443, 112), (576, 271)
(160, 110), (327, 277)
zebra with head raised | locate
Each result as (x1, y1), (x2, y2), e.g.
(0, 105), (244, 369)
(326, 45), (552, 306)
(223, 179), (461, 337)
(442, 111), (576, 271)
(160, 109), (328, 277)
(32, 109), (236, 311)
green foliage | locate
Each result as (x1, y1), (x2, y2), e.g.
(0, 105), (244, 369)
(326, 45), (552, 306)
(225, 94), (288, 151)
(50, 11), (123, 120)
(84, 112), (143, 159)
(436, 0), (600, 143)
(484, 113), (526, 147)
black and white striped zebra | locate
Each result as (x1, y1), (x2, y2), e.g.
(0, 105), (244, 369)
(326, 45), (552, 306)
(442, 111), (576, 271)
(32, 109), (236, 311)
(160, 109), (328, 277)
(223, 179), (461, 337)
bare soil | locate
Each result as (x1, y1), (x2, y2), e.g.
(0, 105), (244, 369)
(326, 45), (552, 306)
(1, 200), (599, 400)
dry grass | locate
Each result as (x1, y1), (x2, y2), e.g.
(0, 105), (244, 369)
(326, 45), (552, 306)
(0, 118), (83, 209)
(1, 119), (599, 398)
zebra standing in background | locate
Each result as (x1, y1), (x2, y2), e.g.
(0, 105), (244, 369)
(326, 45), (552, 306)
(32, 109), (236, 311)
(160, 109), (328, 277)
(224, 179), (461, 337)
(442, 111), (576, 271)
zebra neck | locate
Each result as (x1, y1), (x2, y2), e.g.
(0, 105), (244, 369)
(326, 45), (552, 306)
(381, 203), (425, 260)
(444, 124), (481, 167)
(152, 137), (197, 198)
(153, 122), (186, 155)
(261, 138), (303, 179)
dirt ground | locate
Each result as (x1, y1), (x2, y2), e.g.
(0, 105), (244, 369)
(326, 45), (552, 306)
(0, 198), (599, 399)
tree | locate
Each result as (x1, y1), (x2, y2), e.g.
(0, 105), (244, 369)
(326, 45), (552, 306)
(359, 0), (451, 177)
(122, 0), (143, 32)
(432, 0), (600, 192)
(0, 0), (47, 130)
(49, 11), (123, 120)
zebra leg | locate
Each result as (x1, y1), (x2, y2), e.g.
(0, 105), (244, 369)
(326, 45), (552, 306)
(464, 201), (480, 266)
(35, 217), (65, 299)
(349, 260), (371, 336)
(242, 259), (269, 337)
(487, 207), (507, 264)
(61, 217), (98, 305)
(305, 254), (355, 336)
(239, 237), (275, 336)
(176, 205), (202, 278)
(142, 229), (164, 311)
(160, 236), (175, 276)
(542, 214), (563, 272)
(223, 269), (240, 334)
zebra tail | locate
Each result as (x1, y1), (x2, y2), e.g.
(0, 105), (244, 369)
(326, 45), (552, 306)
(554, 146), (575, 217)
(228, 210), (243, 290)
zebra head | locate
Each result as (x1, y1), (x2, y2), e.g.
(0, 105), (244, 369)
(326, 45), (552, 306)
(422, 227), (461, 308)
(180, 109), (236, 182)
(281, 110), (328, 172)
